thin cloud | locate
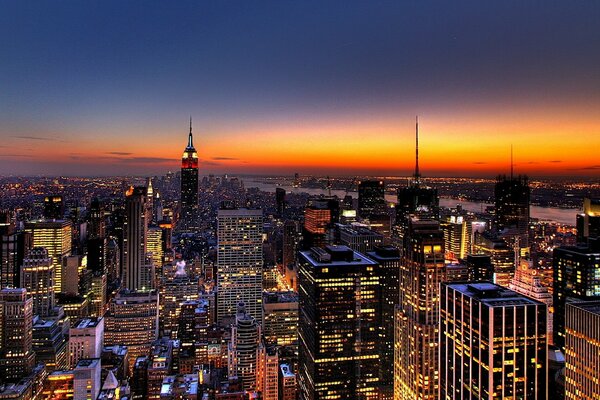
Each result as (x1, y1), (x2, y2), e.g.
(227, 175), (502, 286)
(212, 156), (239, 161)
(548, 160), (562, 163)
(12, 135), (66, 142)
(106, 151), (133, 156)
(120, 157), (174, 164)
(472, 161), (487, 165)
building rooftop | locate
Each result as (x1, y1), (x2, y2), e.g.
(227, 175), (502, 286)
(568, 300), (600, 315)
(73, 317), (103, 330)
(300, 245), (377, 267)
(446, 282), (545, 307)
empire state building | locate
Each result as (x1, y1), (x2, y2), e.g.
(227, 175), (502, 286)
(180, 118), (199, 232)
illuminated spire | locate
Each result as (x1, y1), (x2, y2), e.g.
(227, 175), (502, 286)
(188, 116), (194, 148)
(414, 115), (421, 185)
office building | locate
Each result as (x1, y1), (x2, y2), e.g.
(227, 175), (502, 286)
(228, 303), (261, 391)
(147, 226), (164, 272)
(302, 197), (339, 249)
(104, 289), (159, 372)
(509, 260), (553, 343)
(32, 316), (69, 372)
(576, 198), (600, 243)
(473, 232), (515, 287)
(69, 317), (104, 367)
(279, 364), (297, 400)
(337, 224), (384, 254)
(180, 118), (199, 232)
(20, 247), (55, 317)
(394, 220), (445, 400)
(0, 220), (32, 288)
(464, 253), (493, 282)
(553, 238), (600, 349)
(0, 288), (35, 383)
(440, 282), (547, 400)
(358, 180), (386, 220)
(73, 358), (102, 400)
(441, 215), (471, 261)
(216, 207), (263, 324)
(298, 245), (380, 399)
(24, 220), (72, 294)
(262, 291), (298, 347)
(276, 187), (286, 217)
(44, 195), (65, 220)
(366, 245), (400, 395)
(124, 186), (153, 292)
(494, 174), (530, 248)
(565, 301), (600, 400)
(159, 261), (199, 338)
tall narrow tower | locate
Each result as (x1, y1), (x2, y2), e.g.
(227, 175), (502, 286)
(180, 118), (199, 232)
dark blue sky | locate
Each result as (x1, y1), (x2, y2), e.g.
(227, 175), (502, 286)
(1, 1), (599, 176)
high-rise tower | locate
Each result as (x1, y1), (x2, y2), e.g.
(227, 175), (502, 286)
(180, 118), (199, 232)
(123, 186), (153, 292)
(395, 118), (439, 242)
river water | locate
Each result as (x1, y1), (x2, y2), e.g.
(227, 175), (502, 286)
(245, 180), (579, 226)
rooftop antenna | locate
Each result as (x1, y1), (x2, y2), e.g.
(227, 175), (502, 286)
(414, 115), (421, 185)
(188, 116), (193, 148)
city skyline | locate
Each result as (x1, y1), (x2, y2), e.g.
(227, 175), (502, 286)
(1, 2), (600, 177)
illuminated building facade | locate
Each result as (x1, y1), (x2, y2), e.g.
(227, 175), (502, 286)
(298, 245), (380, 399)
(394, 219), (445, 400)
(576, 198), (600, 243)
(159, 262), (199, 338)
(440, 282), (547, 399)
(0, 288), (35, 383)
(25, 220), (72, 294)
(279, 363), (297, 400)
(262, 291), (298, 347)
(441, 215), (471, 261)
(494, 174), (530, 249)
(69, 317), (104, 367)
(256, 344), (279, 400)
(366, 245), (400, 396)
(216, 207), (263, 324)
(147, 226), (164, 272)
(20, 247), (55, 317)
(564, 301), (600, 400)
(32, 317), (69, 373)
(509, 260), (554, 343)
(124, 186), (153, 292)
(302, 197), (339, 249)
(473, 232), (515, 287)
(180, 119), (199, 232)
(553, 238), (600, 349)
(338, 224), (384, 254)
(104, 289), (159, 372)
(228, 303), (261, 391)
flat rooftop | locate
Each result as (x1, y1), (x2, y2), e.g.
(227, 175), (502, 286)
(446, 282), (545, 307)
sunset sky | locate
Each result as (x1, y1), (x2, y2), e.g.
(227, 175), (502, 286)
(1, 1), (599, 177)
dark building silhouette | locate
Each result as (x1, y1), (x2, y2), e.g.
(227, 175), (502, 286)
(576, 198), (600, 243)
(180, 118), (199, 232)
(494, 174), (530, 248)
(276, 187), (286, 217)
(553, 237), (600, 349)
(43, 195), (64, 220)
(366, 245), (400, 396)
(358, 180), (385, 220)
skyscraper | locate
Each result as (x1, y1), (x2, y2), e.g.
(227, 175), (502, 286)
(553, 238), (600, 349)
(564, 300), (600, 400)
(494, 174), (530, 249)
(276, 187), (286, 217)
(123, 186), (153, 292)
(394, 219), (445, 400)
(25, 219), (72, 294)
(0, 288), (35, 383)
(358, 180), (386, 220)
(439, 282), (547, 399)
(179, 118), (199, 232)
(0, 215), (32, 288)
(298, 245), (380, 399)
(216, 206), (263, 324)
(366, 245), (400, 396)
(20, 247), (55, 317)
(576, 197), (600, 243)
(395, 118), (439, 242)
(44, 195), (65, 220)
(228, 303), (261, 391)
